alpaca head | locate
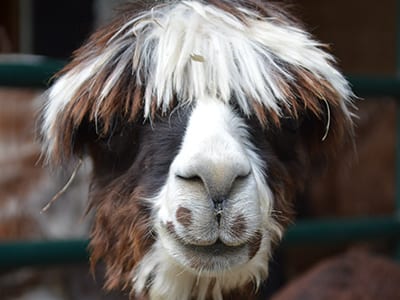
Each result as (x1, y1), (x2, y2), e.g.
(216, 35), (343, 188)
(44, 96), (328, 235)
(40, 1), (354, 299)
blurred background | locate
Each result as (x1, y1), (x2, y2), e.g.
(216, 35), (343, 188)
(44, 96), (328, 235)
(0, 0), (399, 299)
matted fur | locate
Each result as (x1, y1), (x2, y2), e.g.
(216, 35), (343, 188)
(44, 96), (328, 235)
(40, 1), (355, 299)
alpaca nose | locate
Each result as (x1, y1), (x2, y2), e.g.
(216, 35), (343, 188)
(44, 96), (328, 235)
(176, 157), (251, 204)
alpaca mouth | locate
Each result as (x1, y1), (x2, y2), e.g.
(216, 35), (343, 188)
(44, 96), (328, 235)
(161, 221), (263, 272)
(177, 238), (248, 272)
(164, 221), (246, 255)
(183, 238), (246, 256)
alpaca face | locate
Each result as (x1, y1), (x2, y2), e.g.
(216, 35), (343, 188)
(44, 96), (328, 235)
(155, 99), (274, 274)
(83, 95), (293, 297)
(40, 1), (354, 298)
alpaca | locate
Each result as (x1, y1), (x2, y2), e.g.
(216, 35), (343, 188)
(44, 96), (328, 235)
(40, 1), (354, 299)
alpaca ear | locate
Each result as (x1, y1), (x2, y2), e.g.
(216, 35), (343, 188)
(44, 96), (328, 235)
(40, 16), (145, 165)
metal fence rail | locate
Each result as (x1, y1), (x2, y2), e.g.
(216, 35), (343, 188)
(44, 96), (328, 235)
(0, 56), (64, 87)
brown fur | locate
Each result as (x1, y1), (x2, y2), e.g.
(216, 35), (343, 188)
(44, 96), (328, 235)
(90, 184), (154, 291)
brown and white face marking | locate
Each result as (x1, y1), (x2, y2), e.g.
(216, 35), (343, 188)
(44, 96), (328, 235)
(40, 1), (354, 299)
(154, 98), (275, 272)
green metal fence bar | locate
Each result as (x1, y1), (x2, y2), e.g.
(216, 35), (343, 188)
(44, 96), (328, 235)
(283, 216), (400, 246)
(0, 239), (89, 268)
(0, 57), (65, 87)
(349, 76), (400, 97)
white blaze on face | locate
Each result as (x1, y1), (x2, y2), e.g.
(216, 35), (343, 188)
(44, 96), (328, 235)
(153, 97), (277, 266)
